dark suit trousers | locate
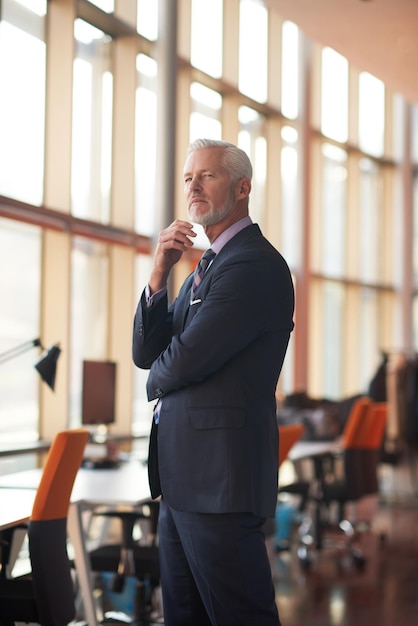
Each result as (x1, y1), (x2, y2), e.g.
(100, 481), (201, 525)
(158, 499), (281, 626)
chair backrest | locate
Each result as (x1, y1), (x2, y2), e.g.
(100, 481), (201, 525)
(29, 428), (89, 625)
(343, 402), (387, 499)
(341, 396), (372, 448)
(356, 403), (387, 496)
(279, 423), (305, 467)
(355, 402), (387, 449)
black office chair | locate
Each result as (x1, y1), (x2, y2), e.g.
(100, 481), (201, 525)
(83, 501), (161, 625)
(0, 428), (89, 626)
(297, 399), (386, 569)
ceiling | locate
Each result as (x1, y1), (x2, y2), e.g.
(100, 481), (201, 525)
(266, 0), (418, 105)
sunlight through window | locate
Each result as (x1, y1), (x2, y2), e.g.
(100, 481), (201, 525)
(239, 0), (268, 103)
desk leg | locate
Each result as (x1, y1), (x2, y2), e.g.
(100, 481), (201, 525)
(67, 503), (99, 626)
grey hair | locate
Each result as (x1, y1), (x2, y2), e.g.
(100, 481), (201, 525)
(187, 138), (253, 182)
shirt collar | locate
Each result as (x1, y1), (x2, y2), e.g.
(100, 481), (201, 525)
(210, 216), (253, 255)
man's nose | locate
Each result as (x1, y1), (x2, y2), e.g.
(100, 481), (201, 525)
(189, 176), (202, 191)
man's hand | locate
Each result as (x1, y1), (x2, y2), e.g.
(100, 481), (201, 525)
(149, 220), (196, 293)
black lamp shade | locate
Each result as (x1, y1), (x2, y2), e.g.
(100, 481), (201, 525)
(35, 345), (61, 391)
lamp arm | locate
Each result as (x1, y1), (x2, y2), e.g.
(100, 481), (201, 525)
(0, 338), (43, 364)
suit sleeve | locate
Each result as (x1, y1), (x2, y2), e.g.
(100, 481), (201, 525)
(132, 289), (173, 370)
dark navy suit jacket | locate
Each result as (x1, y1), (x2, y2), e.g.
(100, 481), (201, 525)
(132, 224), (294, 518)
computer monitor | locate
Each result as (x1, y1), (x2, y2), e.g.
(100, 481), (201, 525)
(81, 359), (117, 440)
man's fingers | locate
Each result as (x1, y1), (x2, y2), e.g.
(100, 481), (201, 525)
(159, 220), (197, 251)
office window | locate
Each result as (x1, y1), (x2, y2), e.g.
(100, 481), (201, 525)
(135, 54), (158, 236)
(86, 0), (114, 11)
(358, 159), (383, 283)
(190, 82), (222, 142)
(320, 143), (347, 277)
(191, 0), (223, 78)
(322, 281), (345, 398)
(13, 0), (46, 12)
(280, 125), (299, 268)
(281, 21), (299, 120)
(359, 288), (379, 391)
(69, 238), (109, 427)
(137, 0), (158, 40)
(412, 104), (418, 164)
(239, 0), (268, 103)
(238, 106), (266, 228)
(413, 295), (418, 352)
(71, 20), (113, 223)
(359, 72), (385, 157)
(0, 0), (46, 204)
(0, 219), (41, 443)
(321, 47), (348, 143)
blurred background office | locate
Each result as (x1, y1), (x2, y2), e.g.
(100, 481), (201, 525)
(1, 0), (418, 469)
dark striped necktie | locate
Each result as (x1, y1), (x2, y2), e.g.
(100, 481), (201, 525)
(190, 248), (216, 300)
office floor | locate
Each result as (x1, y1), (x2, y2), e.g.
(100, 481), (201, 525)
(273, 456), (418, 626)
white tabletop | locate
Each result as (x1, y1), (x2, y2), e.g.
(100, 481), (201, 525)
(0, 458), (151, 506)
(288, 439), (341, 463)
(0, 488), (35, 530)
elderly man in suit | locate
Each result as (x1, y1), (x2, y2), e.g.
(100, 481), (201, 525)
(132, 138), (294, 625)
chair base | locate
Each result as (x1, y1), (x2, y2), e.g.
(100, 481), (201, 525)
(296, 515), (367, 570)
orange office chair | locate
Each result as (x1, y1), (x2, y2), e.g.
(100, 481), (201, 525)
(279, 423), (306, 467)
(0, 428), (89, 626)
(356, 402), (387, 496)
(278, 423), (309, 507)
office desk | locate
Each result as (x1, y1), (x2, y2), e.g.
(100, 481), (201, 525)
(288, 439), (341, 464)
(0, 459), (152, 626)
(0, 488), (35, 530)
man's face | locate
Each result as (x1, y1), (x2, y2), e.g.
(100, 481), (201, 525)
(183, 148), (235, 226)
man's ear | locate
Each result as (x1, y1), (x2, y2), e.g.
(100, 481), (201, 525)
(236, 177), (251, 200)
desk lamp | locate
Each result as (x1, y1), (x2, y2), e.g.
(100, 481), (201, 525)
(0, 338), (61, 391)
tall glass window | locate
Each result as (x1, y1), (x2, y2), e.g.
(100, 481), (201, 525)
(281, 21), (299, 120)
(280, 125), (299, 268)
(137, 0), (158, 40)
(359, 72), (385, 157)
(0, 0), (46, 204)
(69, 238), (109, 427)
(0, 219), (41, 443)
(320, 144), (347, 277)
(412, 104), (418, 164)
(86, 0), (114, 11)
(238, 106), (266, 229)
(359, 288), (379, 392)
(191, 0), (223, 78)
(190, 82), (222, 142)
(321, 47), (348, 143)
(322, 281), (344, 398)
(71, 20), (113, 223)
(358, 159), (383, 283)
(135, 54), (158, 236)
(239, 0), (268, 103)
